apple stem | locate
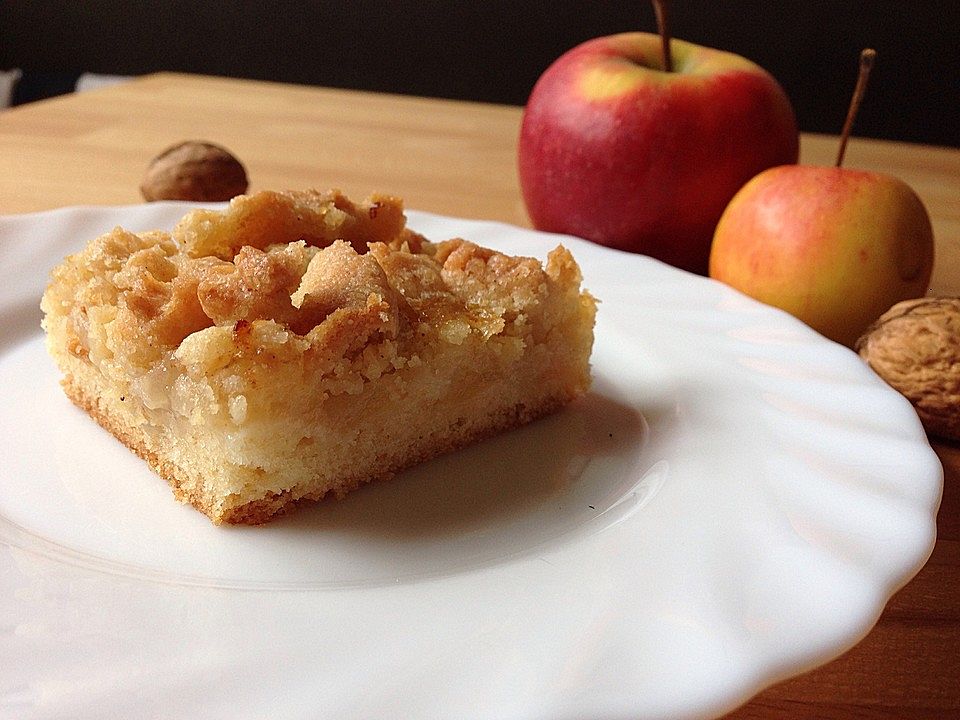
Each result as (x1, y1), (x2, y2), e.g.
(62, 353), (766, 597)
(652, 0), (673, 72)
(836, 48), (877, 168)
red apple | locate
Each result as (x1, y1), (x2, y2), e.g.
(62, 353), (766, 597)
(518, 32), (799, 274)
(708, 165), (935, 347)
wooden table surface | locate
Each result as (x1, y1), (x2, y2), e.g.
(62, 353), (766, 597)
(2, 73), (958, 719)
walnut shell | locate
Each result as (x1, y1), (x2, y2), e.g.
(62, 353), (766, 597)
(140, 141), (248, 202)
(856, 297), (960, 442)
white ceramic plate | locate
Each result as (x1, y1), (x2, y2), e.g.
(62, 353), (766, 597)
(0, 204), (942, 720)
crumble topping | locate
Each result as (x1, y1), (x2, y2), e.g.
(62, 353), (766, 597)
(42, 189), (584, 415)
(174, 188), (412, 259)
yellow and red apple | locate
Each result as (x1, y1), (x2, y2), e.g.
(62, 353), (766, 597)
(709, 165), (935, 347)
(518, 32), (799, 274)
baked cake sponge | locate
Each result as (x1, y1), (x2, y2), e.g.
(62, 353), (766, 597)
(41, 189), (596, 524)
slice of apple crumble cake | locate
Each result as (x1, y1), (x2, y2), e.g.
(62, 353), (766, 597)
(41, 189), (596, 524)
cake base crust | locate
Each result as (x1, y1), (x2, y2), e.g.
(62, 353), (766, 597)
(60, 347), (573, 525)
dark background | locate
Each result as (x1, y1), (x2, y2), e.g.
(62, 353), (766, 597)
(2, 1), (957, 147)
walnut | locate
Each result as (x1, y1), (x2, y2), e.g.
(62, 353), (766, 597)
(855, 297), (960, 442)
(140, 141), (248, 202)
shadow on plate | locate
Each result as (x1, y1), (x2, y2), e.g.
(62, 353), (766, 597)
(270, 390), (651, 541)
(0, 302), (43, 350)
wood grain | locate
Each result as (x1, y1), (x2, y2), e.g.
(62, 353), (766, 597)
(1, 73), (958, 719)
